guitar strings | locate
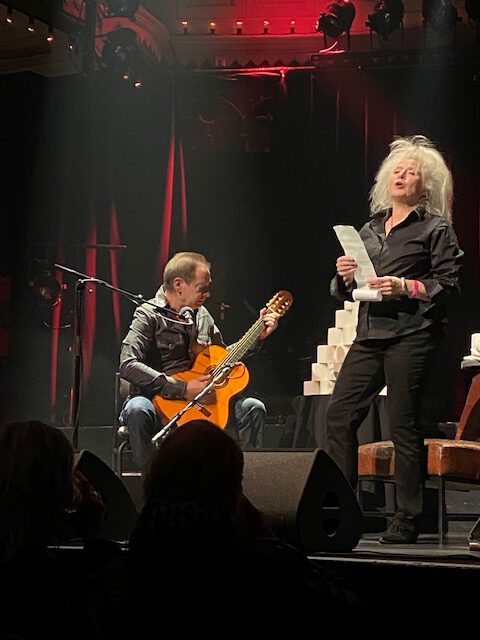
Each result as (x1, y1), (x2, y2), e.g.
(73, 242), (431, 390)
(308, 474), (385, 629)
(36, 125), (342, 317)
(209, 293), (290, 379)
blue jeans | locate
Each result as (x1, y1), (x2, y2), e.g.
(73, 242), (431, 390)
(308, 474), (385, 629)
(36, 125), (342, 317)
(120, 394), (266, 470)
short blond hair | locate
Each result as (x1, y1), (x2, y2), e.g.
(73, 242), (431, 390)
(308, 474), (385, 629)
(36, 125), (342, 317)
(163, 252), (211, 291)
(369, 135), (453, 220)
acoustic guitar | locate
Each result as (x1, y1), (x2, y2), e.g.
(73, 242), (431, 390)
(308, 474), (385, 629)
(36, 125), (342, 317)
(152, 290), (293, 428)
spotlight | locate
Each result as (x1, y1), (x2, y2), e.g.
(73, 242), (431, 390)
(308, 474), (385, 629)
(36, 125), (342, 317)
(31, 274), (61, 304)
(101, 27), (138, 73)
(422, 0), (460, 32)
(27, 16), (35, 32)
(367, 0), (404, 37)
(105, 0), (140, 19)
(47, 25), (54, 42)
(5, 6), (13, 24)
(290, 20), (296, 33)
(263, 20), (269, 34)
(181, 20), (189, 34)
(316, 1), (356, 38)
(209, 21), (216, 34)
(28, 262), (61, 308)
(236, 20), (243, 35)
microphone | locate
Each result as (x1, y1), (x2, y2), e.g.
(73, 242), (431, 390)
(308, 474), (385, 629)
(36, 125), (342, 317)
(179, 306), (194, 325)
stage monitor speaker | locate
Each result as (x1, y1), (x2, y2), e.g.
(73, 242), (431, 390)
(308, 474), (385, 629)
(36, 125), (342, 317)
(242, 448), (364, 553)
(72, 449), (139, 543)
(469, 515), (480, 549)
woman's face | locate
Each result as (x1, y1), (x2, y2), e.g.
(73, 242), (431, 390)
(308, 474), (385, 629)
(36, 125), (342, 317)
(388, 158), (424, 206)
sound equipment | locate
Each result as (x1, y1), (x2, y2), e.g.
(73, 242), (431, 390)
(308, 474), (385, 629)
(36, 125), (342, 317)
(73, 449), (139, 542)
(242, 448), (364, 553)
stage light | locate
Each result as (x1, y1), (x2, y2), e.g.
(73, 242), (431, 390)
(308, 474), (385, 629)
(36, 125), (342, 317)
(28, 263), (61, 308)
(5, 6), (13, 24)
(27, 16), (35, 32)
(367, 0), (404, 37)
(181, 20), (189, 34)
(236, 20), (243, 34)
(101, 27), (138, 73)
(105, 0), (140, 19)
(290, 20), (296, 33)
(209, 21), (216, 35)
(31, 274), (61, 304)
(316, 1), (356, 38)
(47, 25), (54, 42)
(263, 20), (269, 34)
(422, 0), (460, 32)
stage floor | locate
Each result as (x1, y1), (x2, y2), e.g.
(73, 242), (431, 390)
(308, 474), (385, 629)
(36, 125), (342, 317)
(311, 530), (480, 568)
(308, 530), (480, 635)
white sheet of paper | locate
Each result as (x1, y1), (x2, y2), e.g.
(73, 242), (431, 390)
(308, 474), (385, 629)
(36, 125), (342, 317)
(333, 224), (383, 301)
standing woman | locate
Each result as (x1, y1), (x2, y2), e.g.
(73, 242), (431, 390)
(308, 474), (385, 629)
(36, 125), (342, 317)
(326, 135), (463, 544)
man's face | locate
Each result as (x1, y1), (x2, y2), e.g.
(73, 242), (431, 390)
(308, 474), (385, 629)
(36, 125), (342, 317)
(180, 264), (211, 309)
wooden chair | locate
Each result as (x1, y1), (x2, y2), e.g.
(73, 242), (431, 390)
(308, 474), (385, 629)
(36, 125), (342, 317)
(358, 371), (480, 543)
(111, 372), (135, 477)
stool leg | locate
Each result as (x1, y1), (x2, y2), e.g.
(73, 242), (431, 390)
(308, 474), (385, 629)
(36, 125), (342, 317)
(118, 440), (127, 477)
(357, 480), (364, 510)
(438, 477), (446, 544)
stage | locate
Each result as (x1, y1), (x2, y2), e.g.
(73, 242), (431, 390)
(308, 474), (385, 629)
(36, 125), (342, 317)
(51, 524), (480, 636)
(307, 531), (480, 634)
(313, 527), (480, 565)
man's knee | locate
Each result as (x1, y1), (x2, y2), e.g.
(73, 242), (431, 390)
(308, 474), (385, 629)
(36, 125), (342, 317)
(122, 396), (156, 422)
(236, 396), (266, 419)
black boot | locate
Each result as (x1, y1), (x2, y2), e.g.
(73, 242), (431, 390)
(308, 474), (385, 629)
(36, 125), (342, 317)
(378, 517), (418, 544)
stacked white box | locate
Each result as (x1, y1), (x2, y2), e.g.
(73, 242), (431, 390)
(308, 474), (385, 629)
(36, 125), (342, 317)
(317, 345), (335, 363)
(327, 327), (344, 345)
(303, 299), (388, 397)
(303, 299), (359, 396)
(311, 363), (330, 381)
(302, 296), (388, 397)
(471, 333), (480, 358)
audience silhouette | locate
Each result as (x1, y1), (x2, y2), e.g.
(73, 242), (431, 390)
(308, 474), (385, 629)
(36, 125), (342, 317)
(127, 419), (359, 639)
(0, 419), (359, 639)
(0, 420), (125, 640)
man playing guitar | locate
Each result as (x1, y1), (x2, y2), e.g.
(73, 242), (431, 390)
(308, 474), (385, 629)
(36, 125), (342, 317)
(118, 251), (286, 471)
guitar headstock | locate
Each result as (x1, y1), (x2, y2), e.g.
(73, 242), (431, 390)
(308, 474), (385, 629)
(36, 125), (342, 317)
(266, 290), (293, 317)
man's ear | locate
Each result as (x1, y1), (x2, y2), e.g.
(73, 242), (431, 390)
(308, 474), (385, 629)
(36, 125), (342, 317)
(173, 276), (184, 293)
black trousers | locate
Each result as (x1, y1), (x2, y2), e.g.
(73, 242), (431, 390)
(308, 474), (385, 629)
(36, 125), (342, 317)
(326, 327), (442, 522)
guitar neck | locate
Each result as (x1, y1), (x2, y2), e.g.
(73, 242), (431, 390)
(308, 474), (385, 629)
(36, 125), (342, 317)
(210, 290), (292, 378)
(212, 317), (265, 375)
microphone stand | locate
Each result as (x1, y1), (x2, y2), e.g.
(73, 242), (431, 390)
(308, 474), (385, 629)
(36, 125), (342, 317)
(54, 263), (190, 448)
(151, 363), (237, 446)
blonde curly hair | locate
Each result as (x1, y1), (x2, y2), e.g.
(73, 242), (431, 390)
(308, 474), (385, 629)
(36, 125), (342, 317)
(369, 135), (453, 220)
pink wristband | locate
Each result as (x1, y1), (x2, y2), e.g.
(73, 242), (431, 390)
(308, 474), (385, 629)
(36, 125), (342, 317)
(411, 279), (419, 299)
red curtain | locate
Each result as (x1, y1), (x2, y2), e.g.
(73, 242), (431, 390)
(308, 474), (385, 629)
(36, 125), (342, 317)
(156, 94), (188, 283)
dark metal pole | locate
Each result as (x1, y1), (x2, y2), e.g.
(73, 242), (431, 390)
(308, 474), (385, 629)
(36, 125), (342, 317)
(69, 279), (86, 445)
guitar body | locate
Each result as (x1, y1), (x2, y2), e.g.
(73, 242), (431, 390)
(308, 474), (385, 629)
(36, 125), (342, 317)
(152, 344), (250, 428)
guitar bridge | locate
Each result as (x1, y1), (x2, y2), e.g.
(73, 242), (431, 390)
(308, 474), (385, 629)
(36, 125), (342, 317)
(193, 403), (211, 417)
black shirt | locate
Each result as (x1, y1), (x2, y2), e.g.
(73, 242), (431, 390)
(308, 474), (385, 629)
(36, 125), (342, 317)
(330, 208), (463, 341)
